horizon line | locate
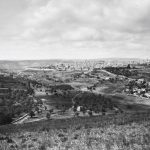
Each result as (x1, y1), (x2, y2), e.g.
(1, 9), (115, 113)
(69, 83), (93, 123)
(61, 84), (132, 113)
(0, 57), (149, 61)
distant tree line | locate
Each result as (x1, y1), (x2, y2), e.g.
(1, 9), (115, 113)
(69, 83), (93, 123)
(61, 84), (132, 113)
(104, 66), (138, 77)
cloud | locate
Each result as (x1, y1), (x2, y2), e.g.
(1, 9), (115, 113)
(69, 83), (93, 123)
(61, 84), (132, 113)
(21, 0), (150, 42)
(0, 0), (150, 59)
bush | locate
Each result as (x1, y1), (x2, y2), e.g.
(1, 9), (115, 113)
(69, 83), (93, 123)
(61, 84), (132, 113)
(46, 112), (51, 120)
(0, 113), (12, 125)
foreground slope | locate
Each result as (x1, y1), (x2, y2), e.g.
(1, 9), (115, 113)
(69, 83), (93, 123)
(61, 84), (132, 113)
(1, 112), (150, 149)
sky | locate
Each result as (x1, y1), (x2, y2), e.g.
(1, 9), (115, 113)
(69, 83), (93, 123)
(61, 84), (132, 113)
(0, 0), (150, 60)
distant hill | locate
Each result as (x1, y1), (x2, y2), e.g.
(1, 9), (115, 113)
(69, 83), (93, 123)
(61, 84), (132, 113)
(0, 60), (74, 71)
(0, 58), (146, 71)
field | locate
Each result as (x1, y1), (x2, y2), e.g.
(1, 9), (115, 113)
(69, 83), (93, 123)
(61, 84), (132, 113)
(94, 82), (125, 94)
(1, 112), (150, 149)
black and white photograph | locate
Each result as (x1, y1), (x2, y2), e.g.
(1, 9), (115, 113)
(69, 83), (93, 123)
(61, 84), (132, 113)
(0, 0), (150, 149)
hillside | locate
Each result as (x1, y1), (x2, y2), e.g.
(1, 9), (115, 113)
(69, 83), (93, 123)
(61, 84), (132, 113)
(1, 112), (150, 149)
(0, 60), (74, 71)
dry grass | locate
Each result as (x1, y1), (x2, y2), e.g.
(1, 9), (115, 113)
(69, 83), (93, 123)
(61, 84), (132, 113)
(1, 122), (150, 150)
(1, 112), (150, 150)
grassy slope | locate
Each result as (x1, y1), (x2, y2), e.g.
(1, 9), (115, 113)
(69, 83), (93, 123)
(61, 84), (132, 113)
(1, 74), (150, 149)
(1, 112), (150, 134)
(1, 113), (150, 149)
(1, 91), (150, 149)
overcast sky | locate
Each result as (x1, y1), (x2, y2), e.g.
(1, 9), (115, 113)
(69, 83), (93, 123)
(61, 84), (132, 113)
(0, 0), (150, 60)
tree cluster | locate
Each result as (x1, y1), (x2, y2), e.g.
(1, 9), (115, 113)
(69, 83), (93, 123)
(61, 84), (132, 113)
(104, 67), (138, 77)
(73, 92), (114, 113)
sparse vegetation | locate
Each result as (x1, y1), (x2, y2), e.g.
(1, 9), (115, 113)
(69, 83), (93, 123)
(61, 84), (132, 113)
(1, 112), (150, 149)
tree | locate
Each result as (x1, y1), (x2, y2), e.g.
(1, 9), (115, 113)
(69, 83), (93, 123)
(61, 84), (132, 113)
(81, 106), (86, 115)
(127, 64), (131, 69)
(102, 107), (106, 116)
(27, 88), (35, 95)
(46, 112), (51, 119)
(0, 113), (12, 125)
(35, 107), (40, 113)
(30, 110), (35, 118)
(49, 109), (53, 113)
(88, 109), (93, 116)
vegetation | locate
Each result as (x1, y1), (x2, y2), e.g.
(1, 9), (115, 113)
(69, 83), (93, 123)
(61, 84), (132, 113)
(1, 61), (150, 149)
(49, 84), (74, 93)
(0, 79), (35, 125)
(104, 66), (138, 77)
(73, 92), (115, 113)
(1, 112), (150, 149)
